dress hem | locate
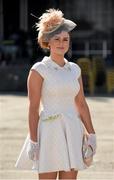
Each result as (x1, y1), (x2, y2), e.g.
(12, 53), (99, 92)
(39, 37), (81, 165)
(15, 164), (88, 174)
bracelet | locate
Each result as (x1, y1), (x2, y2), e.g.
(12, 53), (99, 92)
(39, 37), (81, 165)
(30, 139), (38, 145)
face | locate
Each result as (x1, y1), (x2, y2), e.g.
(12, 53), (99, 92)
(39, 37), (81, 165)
(48, 31), (70, 56)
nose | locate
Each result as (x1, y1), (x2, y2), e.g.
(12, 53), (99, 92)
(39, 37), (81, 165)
(58, 39), (64, 46)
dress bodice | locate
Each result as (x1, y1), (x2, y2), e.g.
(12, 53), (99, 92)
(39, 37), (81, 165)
(31, 56), (81, 118)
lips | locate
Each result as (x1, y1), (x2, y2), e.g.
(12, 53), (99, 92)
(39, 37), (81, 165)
(57, 47), (64, 50)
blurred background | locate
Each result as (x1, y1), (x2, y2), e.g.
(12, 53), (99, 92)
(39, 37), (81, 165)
(0, 0), (114, 95)
(0, 1), (114, 180)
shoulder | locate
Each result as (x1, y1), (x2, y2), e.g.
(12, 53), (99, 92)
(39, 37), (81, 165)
(31, 60), (46, 70)
(69, 61), (80, 69)
(31, 57), (47, 78)
(69, 61), (81, 78)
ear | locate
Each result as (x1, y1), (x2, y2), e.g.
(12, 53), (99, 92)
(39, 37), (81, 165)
(47, 44), (50, 49)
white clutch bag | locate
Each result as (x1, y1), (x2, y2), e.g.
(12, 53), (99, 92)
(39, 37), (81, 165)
(82, 134), (93, 167)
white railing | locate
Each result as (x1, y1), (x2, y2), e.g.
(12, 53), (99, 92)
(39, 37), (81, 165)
(73, 40), (112, 58)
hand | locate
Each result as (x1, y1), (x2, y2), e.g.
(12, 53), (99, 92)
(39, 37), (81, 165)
(87, 133), (97, 155)
(27, 139), (39, 161)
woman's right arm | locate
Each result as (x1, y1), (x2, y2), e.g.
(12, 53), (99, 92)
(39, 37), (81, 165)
(27, 69), (43, 142)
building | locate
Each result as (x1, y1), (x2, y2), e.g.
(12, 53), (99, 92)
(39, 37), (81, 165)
(0, 0), (113, 59)
(0, 0), (114, 92)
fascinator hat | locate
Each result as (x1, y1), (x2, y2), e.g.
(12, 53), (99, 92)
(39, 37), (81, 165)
(35, 9), (76, 48)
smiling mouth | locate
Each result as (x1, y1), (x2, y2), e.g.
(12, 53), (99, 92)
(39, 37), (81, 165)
(57, 47), (64, 49)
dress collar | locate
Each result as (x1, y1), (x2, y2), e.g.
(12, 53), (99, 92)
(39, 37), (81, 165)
(42, 56), (71, 71)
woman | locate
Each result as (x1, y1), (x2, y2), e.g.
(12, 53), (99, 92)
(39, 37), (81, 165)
(15, 9), (96, 179)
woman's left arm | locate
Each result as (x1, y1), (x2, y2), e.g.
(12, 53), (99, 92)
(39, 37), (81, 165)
(75, 76), (95, 134)
(75, 76), (97, 154)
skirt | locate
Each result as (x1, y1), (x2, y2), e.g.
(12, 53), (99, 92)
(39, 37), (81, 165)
(15, 111), (88, 173)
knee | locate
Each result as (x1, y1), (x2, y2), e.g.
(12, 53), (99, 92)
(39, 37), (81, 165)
(39, 171), (58, 179)
(58, 169), (78, 179)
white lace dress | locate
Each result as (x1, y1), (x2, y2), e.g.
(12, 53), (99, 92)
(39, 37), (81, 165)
(15, 56), (88, 173)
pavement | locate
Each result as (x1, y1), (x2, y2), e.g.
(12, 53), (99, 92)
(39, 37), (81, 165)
(0, 94), (114, 180)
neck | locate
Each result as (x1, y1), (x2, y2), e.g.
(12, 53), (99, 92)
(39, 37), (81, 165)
(50, 53), (65, 66)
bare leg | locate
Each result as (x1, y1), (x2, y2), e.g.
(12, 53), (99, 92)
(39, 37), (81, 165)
(38, 171), (58, 179)
(58, 168), (78, 179)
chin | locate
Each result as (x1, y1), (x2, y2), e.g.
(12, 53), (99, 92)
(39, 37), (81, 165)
(56, 50), (66, 56)
(57, 52), (65, 56)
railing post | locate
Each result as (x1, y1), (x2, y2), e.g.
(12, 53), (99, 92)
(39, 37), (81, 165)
(20, 0), (28, 31)
(85, 41), (89, 56)
(0, 0), (4, 40)
(102, 40), (107, 58)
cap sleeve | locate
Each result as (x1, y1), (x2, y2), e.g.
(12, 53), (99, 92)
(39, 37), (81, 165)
(31, 62), (46, 79)
(74, 63), (81, 79)
(70, 62), (81, 79)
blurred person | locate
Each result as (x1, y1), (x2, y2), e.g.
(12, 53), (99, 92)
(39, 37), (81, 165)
(15, 9), (96, 180)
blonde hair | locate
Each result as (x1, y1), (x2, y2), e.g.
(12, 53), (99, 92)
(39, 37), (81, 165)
(37, 31), (49, 49)
(36, 9), (64, 49)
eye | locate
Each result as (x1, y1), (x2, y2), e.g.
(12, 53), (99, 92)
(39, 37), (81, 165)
(63, 38), (69, 41)
(64, 39), (68, 41)
(54, 38), (60, 41)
